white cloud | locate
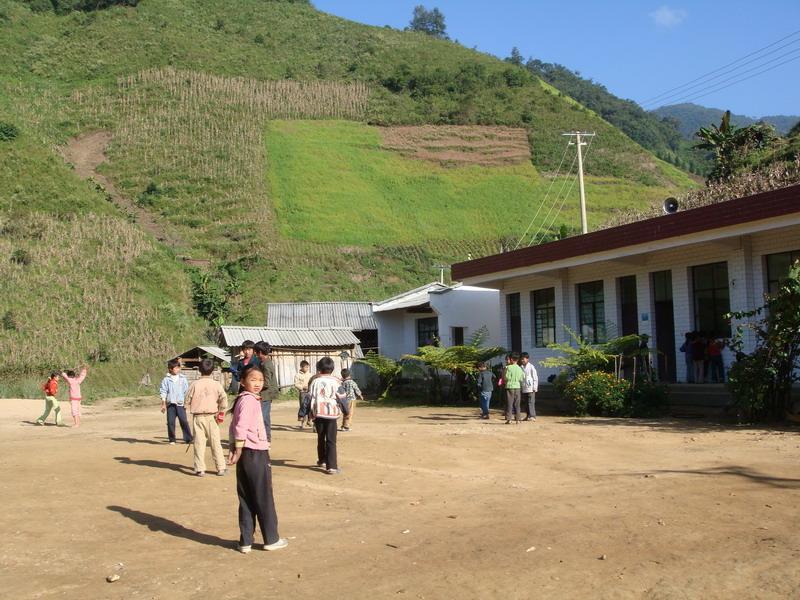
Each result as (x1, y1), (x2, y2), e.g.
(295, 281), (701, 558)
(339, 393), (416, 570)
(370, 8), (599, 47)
(650, 5), (687, 27)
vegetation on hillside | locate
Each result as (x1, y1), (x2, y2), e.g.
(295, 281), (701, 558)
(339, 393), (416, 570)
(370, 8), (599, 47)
(0, 0), (698, 393)
(525, 59), (712, 175)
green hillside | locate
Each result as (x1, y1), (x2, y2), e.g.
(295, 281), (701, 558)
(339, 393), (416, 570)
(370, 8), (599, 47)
(0, 0), (695, 394)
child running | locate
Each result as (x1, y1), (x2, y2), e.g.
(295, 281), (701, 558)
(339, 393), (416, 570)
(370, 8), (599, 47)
(36, 372), (63, 426)
(186, 359), (228, 477)
(228, 364), (288, 554)
(308, 357), (346, 474)
(61, 366), (88, 428)
(339, 368), (362, 431)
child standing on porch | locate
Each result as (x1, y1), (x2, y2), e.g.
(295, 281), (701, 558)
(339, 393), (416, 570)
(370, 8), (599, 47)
(61, 366), (88, 428)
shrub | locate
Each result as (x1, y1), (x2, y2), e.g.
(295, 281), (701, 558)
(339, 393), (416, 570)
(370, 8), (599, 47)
(628, 380), (669, 417)
(565, 371), (630, 417)
(2, 311), (17, 331)
(10, 249), (32, 266)
(213, 17), (225, 31)
(254, 33), (265, 44)
(0, 122), (19, 142)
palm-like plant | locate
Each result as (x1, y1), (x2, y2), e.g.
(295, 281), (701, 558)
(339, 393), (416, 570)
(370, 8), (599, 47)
(695, 111), (778, 181)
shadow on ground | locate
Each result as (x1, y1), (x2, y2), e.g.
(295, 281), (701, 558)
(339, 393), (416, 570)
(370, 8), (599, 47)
(114, 456), (195, 475)
(558, 417), (800, 435)
(108, 505), (234, 549)
(630, 465), (800, 489)
(109, 437), (169, 445)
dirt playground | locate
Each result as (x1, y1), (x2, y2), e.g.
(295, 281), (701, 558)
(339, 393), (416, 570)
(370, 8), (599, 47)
(2, 398), (799, 599)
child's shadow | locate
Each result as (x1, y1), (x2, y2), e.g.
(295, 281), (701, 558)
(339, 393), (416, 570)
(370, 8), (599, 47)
(108, 505), (234, 550)
(114, 456), (194, 475)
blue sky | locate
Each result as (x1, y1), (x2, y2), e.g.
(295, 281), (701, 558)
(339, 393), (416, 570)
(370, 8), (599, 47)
(313, 1), (800, 117)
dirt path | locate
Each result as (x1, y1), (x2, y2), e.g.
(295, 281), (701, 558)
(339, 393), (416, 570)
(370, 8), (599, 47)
(61, 131), (185, 251)
(2, 399), (799, 599)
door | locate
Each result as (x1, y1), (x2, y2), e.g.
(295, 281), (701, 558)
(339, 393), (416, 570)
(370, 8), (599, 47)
(651, 270), (676, 382)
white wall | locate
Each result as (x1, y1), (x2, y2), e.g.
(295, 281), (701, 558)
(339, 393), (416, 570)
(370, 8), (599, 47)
(430, 287), (501, 348)
(490, 225), (800, 382)
(375, 287), (501, 360)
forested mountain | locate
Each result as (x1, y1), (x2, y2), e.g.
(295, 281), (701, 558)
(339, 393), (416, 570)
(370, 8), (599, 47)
(653, 103), (800, 139)
(525, 60), (711, 175)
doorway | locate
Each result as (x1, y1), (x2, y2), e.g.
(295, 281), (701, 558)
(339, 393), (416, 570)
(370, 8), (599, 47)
(651, 270), (676, 382)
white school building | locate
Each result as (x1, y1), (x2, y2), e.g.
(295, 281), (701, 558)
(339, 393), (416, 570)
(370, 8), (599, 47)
(372, 282), (501, 360)
(451, 184), (800, 383)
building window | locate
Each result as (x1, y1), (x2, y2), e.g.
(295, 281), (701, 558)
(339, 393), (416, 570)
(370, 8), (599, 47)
(578, 280), (605, 343)
(452, 326), (465, 346)
(507, 293), (522, 353)
(766, 250), (800, 294)
(692, 262), (731, 337)
(531, 288), (556, 347)
(417, 317), (439, 348)
(618, 275), (638, 336)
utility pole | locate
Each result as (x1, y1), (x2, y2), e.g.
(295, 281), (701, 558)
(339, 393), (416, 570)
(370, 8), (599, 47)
(433, 264), (449, 284)
(562, 131), (595, 234)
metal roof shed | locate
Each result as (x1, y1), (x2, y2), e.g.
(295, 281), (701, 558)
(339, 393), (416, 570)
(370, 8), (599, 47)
(218, 326), (364, 390)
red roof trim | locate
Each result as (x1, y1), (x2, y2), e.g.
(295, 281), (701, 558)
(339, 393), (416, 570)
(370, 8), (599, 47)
(452, 184), (800, 281)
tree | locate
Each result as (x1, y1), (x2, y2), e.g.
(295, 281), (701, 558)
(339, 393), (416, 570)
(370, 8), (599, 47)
(727, 263), (800, 421)
(506, 47), (524, 66)
(407, 327), (505, 402)
(407, 5), (448, 39)
(695, 110), (778, 182)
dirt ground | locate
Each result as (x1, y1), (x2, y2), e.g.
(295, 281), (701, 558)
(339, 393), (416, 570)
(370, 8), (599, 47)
(2, 398), (799, 600)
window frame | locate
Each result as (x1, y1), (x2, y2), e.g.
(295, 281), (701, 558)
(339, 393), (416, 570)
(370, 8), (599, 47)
(577, 280), (605, 344)
(691, 261), (731, 338)
(531, 287), (556, 348)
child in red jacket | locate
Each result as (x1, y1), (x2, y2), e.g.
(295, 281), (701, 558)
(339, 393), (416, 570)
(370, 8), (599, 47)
(36, 372), (63, 426)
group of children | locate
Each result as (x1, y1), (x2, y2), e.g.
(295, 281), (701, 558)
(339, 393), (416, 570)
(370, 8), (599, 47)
(156, 342), (362, 554)
(477, 351), (539, 424)
(680, 332), (727, 384)
(36, 366), (89, 428)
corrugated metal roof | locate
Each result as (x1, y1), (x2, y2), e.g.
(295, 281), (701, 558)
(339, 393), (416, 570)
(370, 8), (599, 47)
(220, 326), (361, 348)
(267, 302), (377, 330)
(372, 282), (449, 313)
(173, 346), (231, 362)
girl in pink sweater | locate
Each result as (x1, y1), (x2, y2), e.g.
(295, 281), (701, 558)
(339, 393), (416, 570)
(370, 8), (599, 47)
(60, 366), (88, 428)
(228, 365), (288, 554)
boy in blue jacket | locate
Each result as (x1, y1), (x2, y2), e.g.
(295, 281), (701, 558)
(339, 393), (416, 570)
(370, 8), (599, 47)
(159, 359), (193, 444)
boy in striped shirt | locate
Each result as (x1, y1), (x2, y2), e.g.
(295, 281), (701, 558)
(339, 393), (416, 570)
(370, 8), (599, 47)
(309, 357), (347, 474)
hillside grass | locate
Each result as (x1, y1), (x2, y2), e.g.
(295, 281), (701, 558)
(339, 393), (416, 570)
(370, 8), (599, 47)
(266, 120), (692, 246)
(0, 0), (698, 393)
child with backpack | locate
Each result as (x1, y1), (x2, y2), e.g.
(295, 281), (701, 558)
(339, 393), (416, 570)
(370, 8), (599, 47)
(339, 368), (362, 431)
(308, 357), (347, 474)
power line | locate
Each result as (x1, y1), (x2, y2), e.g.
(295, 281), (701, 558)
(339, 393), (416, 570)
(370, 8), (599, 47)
(652, 51), (800, 108)
(531, 135), (595, 247)
(641, 28), (800, 105)
(513, 139), (571, 250)
(643, 44), (800, 108)
(522, 149), (579, 247)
